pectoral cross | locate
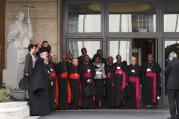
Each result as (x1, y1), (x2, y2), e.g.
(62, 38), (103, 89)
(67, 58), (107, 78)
(24, 0), (35, 19)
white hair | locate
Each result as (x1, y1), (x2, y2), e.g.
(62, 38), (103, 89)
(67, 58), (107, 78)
(169, 51), (177, 61)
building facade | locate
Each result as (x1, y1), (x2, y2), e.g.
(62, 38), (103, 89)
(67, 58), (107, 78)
(0, 0), (179, 106)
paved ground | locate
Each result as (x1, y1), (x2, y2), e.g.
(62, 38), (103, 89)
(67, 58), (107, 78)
(35, 109), (170, 119)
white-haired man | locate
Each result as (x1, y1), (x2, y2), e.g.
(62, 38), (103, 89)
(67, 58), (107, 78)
(165, 52), (179, 119)
(29, 47), (52, 116)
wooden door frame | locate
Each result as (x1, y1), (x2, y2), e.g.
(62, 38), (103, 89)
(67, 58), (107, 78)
(0, 0), (5, 84)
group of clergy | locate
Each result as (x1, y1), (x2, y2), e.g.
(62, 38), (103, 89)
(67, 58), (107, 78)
(25, 41), (162, 116)
(53, 48), (161, 111)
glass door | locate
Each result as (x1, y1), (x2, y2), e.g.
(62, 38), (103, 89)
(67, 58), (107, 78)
(108, 39), (132, 64)
(108, 39), (156, 65)
(67, 39), (102, 58)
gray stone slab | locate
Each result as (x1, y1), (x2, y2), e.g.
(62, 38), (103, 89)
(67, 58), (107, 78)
(38, 109), (170, 119)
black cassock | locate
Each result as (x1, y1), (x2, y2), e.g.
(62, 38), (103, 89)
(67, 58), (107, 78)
(112, 62), (127, 107)
(105, 64), (115, 108)
(78, 56), (92, 65)
(127, 64), (142, 109)
(68, 63), (80, 109)
(55, 61), (69, 110)
(46, 63), (57, 110)
(29, 58), (51, 116)
(142, 62), (161, 107)
(79, 62), (95, 108)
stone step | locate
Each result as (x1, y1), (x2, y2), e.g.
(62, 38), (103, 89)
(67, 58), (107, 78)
(0, 101), (30, 119)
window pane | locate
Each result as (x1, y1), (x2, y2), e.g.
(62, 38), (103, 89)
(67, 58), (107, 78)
(109, 3), (156, 32)
(68, 2), (101, 33)
(164, 0), (179, 32)
(68, 40), (101, 58)
(164, 15), (179, 32)
(109, 41), (131, 63)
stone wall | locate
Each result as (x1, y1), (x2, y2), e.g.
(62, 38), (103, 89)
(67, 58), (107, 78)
(5, 0), (61, 62)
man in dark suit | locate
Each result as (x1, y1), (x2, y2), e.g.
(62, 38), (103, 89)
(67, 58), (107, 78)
(78, 48), (91, 64)
(165, 52), (179, 119)
(93, 49), (107, 64)
(24, 44), (37, 79)
(23, 44), (37, 99)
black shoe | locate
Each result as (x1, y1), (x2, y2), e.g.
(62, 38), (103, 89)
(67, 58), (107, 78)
(146, 105), (152, 109)
(25, 98), (29, 101)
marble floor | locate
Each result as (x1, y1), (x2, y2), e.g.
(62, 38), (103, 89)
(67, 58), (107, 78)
(36, 109), (170, 119)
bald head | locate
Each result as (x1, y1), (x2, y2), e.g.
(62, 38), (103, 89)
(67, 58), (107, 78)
(72, 58), (78, 67)
(131, 56), (137, 65)
(107, 56), (113, 64)
(116, 55), (122, 63)
(147, 54), (154, 63)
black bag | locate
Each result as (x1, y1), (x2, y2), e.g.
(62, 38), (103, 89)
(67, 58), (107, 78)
(19, 76), (30, 90)
(10, 89), (26, 101)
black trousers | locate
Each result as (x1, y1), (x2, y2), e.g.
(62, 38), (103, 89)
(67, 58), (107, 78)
(106, 79), (115, 107)
(94, 80), (104, 102)
(168, 89), (179, 118)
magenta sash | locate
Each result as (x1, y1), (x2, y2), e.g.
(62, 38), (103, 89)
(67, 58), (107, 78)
(84, 72), (92, 79)
(106, 72), (112, 79)
(129, 77), (140, 109)
(115, 69), (126, 90)
(146, 72), (157, 104)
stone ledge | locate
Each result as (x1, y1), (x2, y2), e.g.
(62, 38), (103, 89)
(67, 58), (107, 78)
(0, 101), (30, 119)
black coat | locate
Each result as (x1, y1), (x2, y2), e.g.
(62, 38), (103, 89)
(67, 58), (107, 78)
(24, 53), (33, 77)
(165, 58), (179, 89)
(29, 58), (51, 116)
(21, 53), (36, 90)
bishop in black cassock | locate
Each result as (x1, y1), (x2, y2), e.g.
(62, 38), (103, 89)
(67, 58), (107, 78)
(29, 47), (52, 116)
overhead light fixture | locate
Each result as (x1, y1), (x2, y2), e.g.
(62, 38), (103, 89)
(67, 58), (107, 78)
(88, 3), (153, 13)
(88, 3), (101, 12)
(109, 3), (153, 13)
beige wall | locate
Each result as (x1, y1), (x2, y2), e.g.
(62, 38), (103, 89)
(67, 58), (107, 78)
(5, 0), (61, 61)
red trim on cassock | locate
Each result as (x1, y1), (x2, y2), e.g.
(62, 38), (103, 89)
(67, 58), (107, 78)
(67, 81), (72, 104)
(84, 72), (92, 79)
(50, 72), (59, 107)
(60, 72), (68, 78)
(106, 72), (112, 79)
(146, 72), (157, 104)
(70, 73), (80, 80)
(129, 76), (140, 109)
(115, 69), (126, 90)
(68, 73), (81, 106)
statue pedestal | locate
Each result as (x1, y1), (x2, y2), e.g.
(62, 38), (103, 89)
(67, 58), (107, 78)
(3, 47), (25, 88)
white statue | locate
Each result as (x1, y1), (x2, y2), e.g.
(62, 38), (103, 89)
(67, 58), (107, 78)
(7, 12), (33, 63)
